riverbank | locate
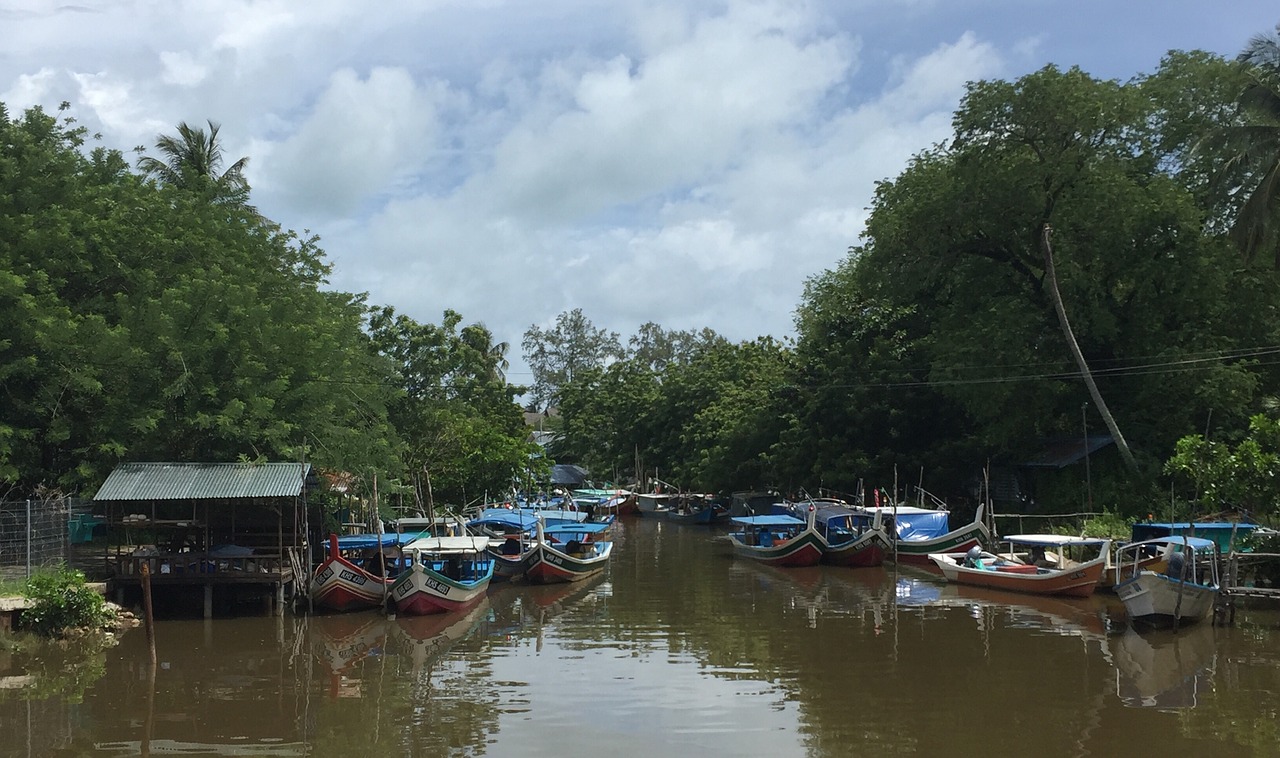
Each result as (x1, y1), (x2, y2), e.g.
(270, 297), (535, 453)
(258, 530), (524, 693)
(0, 582), (136, 638)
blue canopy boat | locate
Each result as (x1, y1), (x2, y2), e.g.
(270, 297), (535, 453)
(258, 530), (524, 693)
(726, 511), (823, 567)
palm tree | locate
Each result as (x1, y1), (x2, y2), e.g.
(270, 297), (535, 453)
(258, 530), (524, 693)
(137, 120), (251, 205)
(1213, 26), (1280, 267)
(460, 324), (511, 383)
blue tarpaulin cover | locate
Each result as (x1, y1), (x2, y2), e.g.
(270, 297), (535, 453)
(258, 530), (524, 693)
(892, 510), (950, 541)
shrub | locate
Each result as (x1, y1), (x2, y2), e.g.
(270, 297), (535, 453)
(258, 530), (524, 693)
(1078, 510), (1132, 541)
(21, 568), (110, 636)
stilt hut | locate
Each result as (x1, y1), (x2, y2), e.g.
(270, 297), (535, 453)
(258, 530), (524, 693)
(92, 462), (316, 617)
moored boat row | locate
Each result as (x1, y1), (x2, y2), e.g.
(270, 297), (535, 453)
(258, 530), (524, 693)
(310, 509), (617, 616)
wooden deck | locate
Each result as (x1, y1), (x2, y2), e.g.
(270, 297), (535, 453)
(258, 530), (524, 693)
(111, 552), (294, 585)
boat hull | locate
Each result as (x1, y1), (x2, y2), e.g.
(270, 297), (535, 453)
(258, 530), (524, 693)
(893, 521), (988, 568)
(311, 556), (390, 612)
(1115, 572), (1218, 627)
(729, 531), (824, 567)
(821, 530), (891, 567)
(666, 507), (718, 525)
(525, 541), (613, 584)
(929, 553), (1106, 597)
(390, 562), (492, 616)
(490, 548), (536, 581)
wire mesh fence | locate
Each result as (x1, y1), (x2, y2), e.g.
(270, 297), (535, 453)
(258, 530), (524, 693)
(0, 497), (74, 581)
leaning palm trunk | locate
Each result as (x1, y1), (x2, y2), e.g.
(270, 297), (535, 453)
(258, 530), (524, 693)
(1040, 224), (1139, 473)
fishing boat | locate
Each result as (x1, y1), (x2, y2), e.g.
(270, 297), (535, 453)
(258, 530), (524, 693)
(812, 504), (891, 567)
(1113, 536), (1221, 628)
(310, 533), (407, 612)
(636, 492), (675, 515)
(573, 488), (638, 516)
(928, 534), (1111, 598)
(468, 508), (541, 581)
(664, 494), (725, 525)
(524, 520), (614, 584)
(1099, 538), (1174, 592)
(863, 501), (989, 567)
(726, 508), (823, 567)
(389, 535), (495, 616)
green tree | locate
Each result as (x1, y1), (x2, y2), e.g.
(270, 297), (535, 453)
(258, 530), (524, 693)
(0, 102), (399, 494)
(368, 307), (535, 510)
(1221, 24), (1280, 266)
(628, 322), (727, 373)
(1164, 413), (1280, 517)
(136, 119), (251, 206)
(792, 62), (1278, 507)
(521, 308), (624, 410)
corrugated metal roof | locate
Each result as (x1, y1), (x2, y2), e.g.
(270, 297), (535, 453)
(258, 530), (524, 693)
(93, 462), (312, 501)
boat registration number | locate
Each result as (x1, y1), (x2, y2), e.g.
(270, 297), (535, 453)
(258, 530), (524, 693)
(339, 569), (367, 585)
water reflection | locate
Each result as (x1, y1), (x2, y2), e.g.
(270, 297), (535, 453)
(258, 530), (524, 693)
(1112, 623), (1217, 710)
(3, 517), (1280, 757)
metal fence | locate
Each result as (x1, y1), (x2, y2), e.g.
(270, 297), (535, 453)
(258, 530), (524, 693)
(0, 497), (74, 580)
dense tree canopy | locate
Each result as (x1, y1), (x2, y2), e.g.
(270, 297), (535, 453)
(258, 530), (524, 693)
(0, 104), (534, 509)
(9, 27), (1280, 520)
(544, 47), (1280, 516)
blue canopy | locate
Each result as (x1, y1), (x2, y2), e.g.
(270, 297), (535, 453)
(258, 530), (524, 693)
(545, 522), (611, 536)
(469, 508), (539, 531)
(1128, 535), (1218, 551)
(732, 515), (804, 527)
(335, 533), (416, 550)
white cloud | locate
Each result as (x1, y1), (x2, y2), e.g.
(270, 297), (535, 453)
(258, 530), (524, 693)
(3, 0), (1271, 379)
(255, 67), (452, 218)
(159, 51), (209, 87)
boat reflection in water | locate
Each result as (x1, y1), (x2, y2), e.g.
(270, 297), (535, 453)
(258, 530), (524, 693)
(392, 597), (493, 674)
(727, 560), (830, 629)
(1111, 623), (1217, 710)
(310, 612), (392, 699)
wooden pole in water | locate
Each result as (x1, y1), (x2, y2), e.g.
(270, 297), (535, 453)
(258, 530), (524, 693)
(140, 562), (157, 668)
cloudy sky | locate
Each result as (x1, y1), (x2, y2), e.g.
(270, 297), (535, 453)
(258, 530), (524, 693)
(2, 1), (1276, 383)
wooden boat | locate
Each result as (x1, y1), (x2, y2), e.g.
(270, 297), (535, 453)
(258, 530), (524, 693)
(524, 521), (614, 584)
(726, 509), (823, 567)
(664, 494), (725, 525)
(928, 534), (1111, 598)
(468, 509), (540, 581)
(864, 501), (989, 567)
(572, 488), (639, 516)
(389, 535), (495, 616)
(1099, 539), (1173, 592)
(636, 492), (675, 515)
(310, 533), (402, 612)
(812, 504), (891, 567)
(1113, 536), (1221, 628)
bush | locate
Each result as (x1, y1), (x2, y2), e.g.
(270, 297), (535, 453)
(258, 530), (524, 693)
(21, 568), (110, 636)
(1078, 510), (1132, 541)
